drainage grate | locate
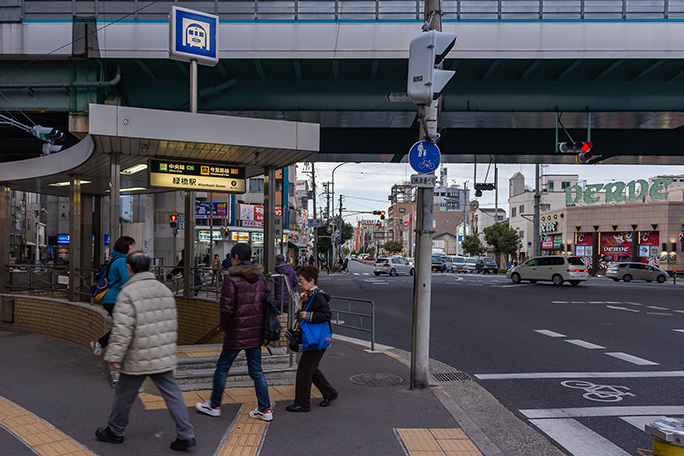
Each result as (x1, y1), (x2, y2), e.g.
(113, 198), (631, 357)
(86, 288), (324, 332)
(432, 372), (472, 382)
(349, 373), (405, 387)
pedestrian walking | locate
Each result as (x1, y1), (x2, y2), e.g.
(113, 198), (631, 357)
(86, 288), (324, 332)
(195, 243), (273, 421)
(211, 253), (221, 286)
(222, 253), (231, 270)
(90, 236), (135, 384)
(286, 265), (338, 412)
(274, 253), (297, 311)
(95, 251), (196, 452)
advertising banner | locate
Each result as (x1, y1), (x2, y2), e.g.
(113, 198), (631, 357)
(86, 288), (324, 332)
(600, 232), (633, 261)
(575, 232), (593, 246)
(196, 202), (228, 219)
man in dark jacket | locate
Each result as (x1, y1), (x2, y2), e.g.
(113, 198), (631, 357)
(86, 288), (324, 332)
(195, 243), (273, 421)
(274, 254), (297, 311)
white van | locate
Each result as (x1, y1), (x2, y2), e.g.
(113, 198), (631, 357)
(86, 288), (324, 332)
(446, 256), (467, 273)
(506, 255), (588, 286)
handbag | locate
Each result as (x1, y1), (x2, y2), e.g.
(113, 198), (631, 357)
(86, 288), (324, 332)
(284, 326), (302, 352)
(300, 294), (332, 350)
(263, 292), (282, 344)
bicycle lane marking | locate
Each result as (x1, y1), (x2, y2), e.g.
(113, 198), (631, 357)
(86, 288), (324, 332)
(0, 396), (95, 456)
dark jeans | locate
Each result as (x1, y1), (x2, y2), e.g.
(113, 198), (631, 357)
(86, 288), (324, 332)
(294, 349), (337, 408)
(98, 302), (115, 348)
(210, 347), (271, 412)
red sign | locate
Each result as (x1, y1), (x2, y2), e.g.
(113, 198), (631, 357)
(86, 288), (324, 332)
(639, 231), (659, 246)
(541, 239), (553, 249)
(575, 232), (593, 246)
(600, 232), (633, 260)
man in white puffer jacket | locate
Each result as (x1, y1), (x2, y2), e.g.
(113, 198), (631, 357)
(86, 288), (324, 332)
(95, 251), (196, 452)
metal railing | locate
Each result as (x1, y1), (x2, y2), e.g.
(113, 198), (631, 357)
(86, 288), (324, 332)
(5, 263), (88, 299)
(4, 0), (684, 22)
(329, 295), (375, 351)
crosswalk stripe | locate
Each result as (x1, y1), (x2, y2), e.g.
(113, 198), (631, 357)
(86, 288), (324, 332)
(534, 329), (566, 338)
(565, 339), (605, 350)
(529, 418), (631, 456)
(521, 406), (684, 419)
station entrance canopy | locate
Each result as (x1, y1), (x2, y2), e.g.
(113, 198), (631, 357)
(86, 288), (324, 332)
(0, 104), (319, 196)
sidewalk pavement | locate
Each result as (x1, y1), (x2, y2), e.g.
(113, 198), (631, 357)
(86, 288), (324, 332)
(0, 330), (564, 456)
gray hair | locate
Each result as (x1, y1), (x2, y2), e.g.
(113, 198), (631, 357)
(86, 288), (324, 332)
(126, 251), (150, 273)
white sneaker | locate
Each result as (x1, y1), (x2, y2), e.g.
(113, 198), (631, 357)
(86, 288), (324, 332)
(195, 401), (221, 417)
(249, 408), (273, 421)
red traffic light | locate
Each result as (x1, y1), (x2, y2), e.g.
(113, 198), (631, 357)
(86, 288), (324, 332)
(580, 141), (593, 152)
(169, 214), (178, 222)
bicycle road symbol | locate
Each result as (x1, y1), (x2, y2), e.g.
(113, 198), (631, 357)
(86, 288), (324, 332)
(418, 158), (436, 171)
(561, 380), (635, 402)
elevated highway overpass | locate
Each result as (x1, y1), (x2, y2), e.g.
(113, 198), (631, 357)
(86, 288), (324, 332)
(3, 0), (684, 171)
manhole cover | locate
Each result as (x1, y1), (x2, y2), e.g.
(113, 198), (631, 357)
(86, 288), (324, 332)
(349, 373), (404, 387)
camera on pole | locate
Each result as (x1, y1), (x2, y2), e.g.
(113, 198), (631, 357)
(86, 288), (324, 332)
(407, 30), (458, 106)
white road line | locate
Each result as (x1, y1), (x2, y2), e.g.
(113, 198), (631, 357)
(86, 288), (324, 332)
(551, 301), (568, 304)
(647, 312), (673, 316)
(588, 301), (605, 304)
(362, 272), (370, 275)
(570, 301), (586, 304)
(475, 371), (684, 380)
(620, 416), (666, 430)
(605, 301), (622, 304)
(353, 273), (360, 275)
(565, 339), (605, 350)
(675, 330), (684, 333)
(529, 418), (631, 456)
(647, 306), (670, 310)
(605, 352), (658, 366)
(674, 310), (684, 314)
(534, 329), (567, 338)
(624, 302), (643, 306)
(521, 406), (684, 419)
(606, 305), (640, 313)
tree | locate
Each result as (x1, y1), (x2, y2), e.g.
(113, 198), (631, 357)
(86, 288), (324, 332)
(384, 240), (403, 254)
(316, 219), (354, 258)
(483, 223), (520, 264)
(461, 234), (486, 257)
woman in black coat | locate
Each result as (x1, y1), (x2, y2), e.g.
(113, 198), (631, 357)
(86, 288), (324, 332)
(286, 265), (339, 412)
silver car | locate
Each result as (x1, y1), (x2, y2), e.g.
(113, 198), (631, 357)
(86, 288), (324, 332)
(464, 258), (477, 273)
(605, 262), (669, 283)
(373, 257), (414, 276)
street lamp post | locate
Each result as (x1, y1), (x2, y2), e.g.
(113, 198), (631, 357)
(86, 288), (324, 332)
(331, 162), (356, 266)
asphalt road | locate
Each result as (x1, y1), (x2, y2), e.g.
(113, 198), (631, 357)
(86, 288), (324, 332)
(318, 259), (684, 456)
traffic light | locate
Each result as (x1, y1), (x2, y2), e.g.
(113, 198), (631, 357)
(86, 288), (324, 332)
(223, 227), (230, 238)
(473, 183), (495, 198)
(558, 141), (593, 163)
(169, 213), (178, 229)
(32, 125), (64, 140)
(680, 232), (684, 246)
(407, 30), (458, 105)
(372, 211), (380, 215)
(380, 211), (386, 220)
(42, 143), (63, 155)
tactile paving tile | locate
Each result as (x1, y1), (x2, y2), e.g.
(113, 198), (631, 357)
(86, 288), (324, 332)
(0, 396), (95, 456)
(396, 428), (483, 456)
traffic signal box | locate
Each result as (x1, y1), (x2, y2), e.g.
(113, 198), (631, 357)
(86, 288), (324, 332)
(169, 213), (178, 229)
(407, 30), (458, 105)
(558, 141), (593, 164)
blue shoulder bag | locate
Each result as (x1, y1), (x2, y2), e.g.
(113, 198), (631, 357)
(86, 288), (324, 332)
(300, 294), (332, 350)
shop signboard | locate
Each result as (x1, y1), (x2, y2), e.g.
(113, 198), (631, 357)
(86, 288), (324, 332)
(196, 202), (228, 219)
(541, 239), (553, 249)
(565, 178), (673, 206)
(553, 235), (562, 249)
(600, 232), (633, 261)
(198, 230), (222, 241)
(231, 232), (249, 242)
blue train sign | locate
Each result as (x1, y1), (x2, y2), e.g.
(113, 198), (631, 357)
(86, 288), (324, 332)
(169, 6), (219, 67)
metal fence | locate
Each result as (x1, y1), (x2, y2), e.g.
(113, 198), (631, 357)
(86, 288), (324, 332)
(329, 295), (375, 351)
(3, 0), (684, 22)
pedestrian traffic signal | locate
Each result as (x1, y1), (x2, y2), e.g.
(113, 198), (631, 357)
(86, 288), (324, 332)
(380, 211), (386, 220)
(169, 213), (178, 229)
(223, 227), (230, 238)
(407, 30), (458, 105)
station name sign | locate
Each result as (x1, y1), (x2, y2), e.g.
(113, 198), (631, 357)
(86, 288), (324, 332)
(565, 178), (672, 206)
(149, 159), (246, 193)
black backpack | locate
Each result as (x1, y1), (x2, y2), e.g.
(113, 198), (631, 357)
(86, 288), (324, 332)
(263, 292), (282, 343)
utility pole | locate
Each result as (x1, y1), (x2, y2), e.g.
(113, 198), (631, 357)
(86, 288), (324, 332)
(305, 163), (319, 268)
(337, 194), (343, 262)
(533, 163), (541, 257)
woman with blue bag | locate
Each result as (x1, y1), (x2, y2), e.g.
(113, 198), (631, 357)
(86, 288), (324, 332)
(286, 265), (339, 413)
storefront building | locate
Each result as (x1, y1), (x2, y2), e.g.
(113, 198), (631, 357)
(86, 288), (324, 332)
(539, 177), (684, 275)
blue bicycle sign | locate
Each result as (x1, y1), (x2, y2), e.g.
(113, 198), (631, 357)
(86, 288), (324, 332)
(409, 140), (440, 175)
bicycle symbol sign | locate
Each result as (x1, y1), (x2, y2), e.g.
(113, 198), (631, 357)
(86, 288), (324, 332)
(409, 140), (441, 175)
(561, 380), (635, 402)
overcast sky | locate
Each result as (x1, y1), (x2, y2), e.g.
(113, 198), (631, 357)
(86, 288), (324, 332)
(301, 162), (684, 223)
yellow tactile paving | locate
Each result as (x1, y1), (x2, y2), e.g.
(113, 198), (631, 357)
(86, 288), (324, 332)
(176, 346), (272, 358)
(0, 396), (95, 456)
(396, 428), (483, 456)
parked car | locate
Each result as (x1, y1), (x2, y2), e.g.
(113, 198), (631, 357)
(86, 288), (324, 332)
(406, 257), (414, 266)
(506, 255), (588, 286)
(431, 255), (447, 272)
(373, 256), (414, 276)
(446, 255), (467, 273)
(464, 257), (477, 273)
(364, 256), (375, 262)
(476, 257), (499, 274)
(605, 262), (669, 283)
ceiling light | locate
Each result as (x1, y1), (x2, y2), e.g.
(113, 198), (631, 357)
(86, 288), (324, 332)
(121, 187), (146, 192)
(121, 164), (148, 175)
(49, 180), (91, 187)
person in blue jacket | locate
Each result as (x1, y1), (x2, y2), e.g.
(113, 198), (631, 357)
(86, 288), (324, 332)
(90, 236), (135, 372)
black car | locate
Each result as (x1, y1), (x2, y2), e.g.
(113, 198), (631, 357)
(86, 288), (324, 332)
(476, 257), (498, 274)
(431, 255), (447, 272)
